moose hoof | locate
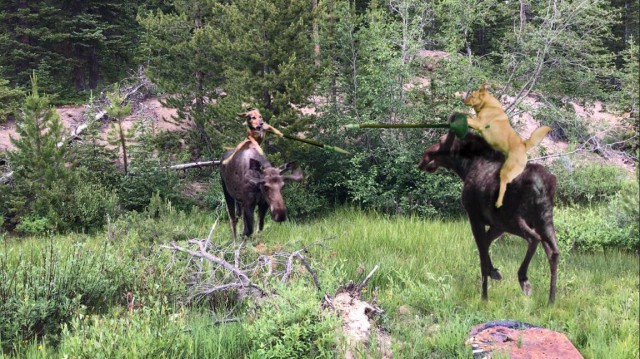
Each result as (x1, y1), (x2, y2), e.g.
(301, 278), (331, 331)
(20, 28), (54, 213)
(490, 268), (502, 280)
(520, 280), (532, 296)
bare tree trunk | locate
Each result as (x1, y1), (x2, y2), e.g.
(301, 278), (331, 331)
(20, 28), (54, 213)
(118, 119), (128, 175)
(312, 0), (320, 66)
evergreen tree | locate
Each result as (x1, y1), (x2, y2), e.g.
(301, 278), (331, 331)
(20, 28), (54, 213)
(138, 1), (227, 157)
(0, 0), (144, 96)
(0, 74), (24, 123)
(3, 73), (69, 230)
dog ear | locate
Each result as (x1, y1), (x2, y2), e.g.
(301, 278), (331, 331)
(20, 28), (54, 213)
(479, 83), (487, 92)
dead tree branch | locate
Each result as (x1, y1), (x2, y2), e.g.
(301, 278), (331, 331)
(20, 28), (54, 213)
(281, 249), (321, 290)
(355, 264), (379, 293)
(168, 160), (220, 170)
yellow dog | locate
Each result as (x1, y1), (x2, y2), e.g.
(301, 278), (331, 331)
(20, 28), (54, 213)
(222, 109), (283, 165)
(462, 84), (551, 208)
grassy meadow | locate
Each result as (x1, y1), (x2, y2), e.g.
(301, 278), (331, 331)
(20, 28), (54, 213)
(1, 207), (638, 358)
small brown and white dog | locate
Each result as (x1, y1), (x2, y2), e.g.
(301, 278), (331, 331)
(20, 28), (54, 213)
(462, 84), (551, 208)
(222, 109), (283, 165)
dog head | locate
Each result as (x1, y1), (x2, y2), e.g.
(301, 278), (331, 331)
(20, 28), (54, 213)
(462, 83), (488, 107)
(239, 109), (265, 131)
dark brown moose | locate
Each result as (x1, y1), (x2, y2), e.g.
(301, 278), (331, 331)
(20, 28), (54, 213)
(418, 131), (560, 304)
(220, 147), (302, 240)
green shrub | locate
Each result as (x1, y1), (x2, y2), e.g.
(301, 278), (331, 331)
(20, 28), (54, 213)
(117, 160), (183, 212)
(607, 179), (639, 250)
(245, 284), (340, 359)
(14, 216), (52, 235)
(0, 238), (135, 351)
(555, 204), (638, 252)
(552, 160), (629, 204)
(57, 301), (251, 359)
(533, 103), (589, 142)
(282, 180), (329, 220)
(58, 299), (189, 358)
(54, 180), (120, 233)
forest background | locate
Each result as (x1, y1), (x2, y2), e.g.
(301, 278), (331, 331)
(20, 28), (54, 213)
(0, 0), (638, 235)
(0, 0), (638, 357)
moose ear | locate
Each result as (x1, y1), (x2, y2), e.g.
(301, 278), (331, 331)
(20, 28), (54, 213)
(249, 158), (263, 172)
(284, 167), (303, 182)
(278, 161), (297, 174)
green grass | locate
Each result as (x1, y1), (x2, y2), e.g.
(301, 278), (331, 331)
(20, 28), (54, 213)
(1, 207), (638, 358)
(266, 208), (639, 358)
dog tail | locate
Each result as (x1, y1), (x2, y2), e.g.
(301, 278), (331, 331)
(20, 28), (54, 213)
(525, 126), (552, 151)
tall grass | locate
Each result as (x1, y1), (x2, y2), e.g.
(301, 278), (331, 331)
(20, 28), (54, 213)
(269, 207), (639, 358)
(1, 206), (638, 358)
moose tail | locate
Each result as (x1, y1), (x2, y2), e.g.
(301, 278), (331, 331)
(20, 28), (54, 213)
(525, 126), (552, 152)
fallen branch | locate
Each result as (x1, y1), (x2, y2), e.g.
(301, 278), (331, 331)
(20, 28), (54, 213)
(281, 249), (321, 290)
(355, 264), (379, 293)
(168, 160), (220, 170)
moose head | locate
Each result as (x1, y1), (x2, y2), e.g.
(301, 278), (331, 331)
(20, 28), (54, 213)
(248, 159), (303, 222)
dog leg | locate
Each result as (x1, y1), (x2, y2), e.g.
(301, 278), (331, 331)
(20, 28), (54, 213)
(496, 153), (527, 207)
(466, 116), (482, 131)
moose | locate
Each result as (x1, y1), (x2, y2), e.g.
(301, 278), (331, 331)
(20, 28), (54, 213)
(418, 130), (560, 304)
(220, 147), (302, 240)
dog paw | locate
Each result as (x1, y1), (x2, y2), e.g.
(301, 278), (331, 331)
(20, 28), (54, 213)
(495, 201), (503, 208)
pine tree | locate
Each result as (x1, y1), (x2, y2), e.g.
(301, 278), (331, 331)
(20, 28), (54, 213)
(0, 75), (24, 123)
(4, 73), (69, 229)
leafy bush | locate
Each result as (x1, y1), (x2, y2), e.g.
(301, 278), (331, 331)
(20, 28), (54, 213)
(555, 204), (639, 252)
(0, 238), (135, 351)
(282, 180), (329, 220)
(58, 299), (187, 358)
(533, 101), (589, 142)
(245, 284), (340, 359)
(53, 179), (120, 233)
(57, 301), (251, 359)
(551, 160), (629, 204)
(14, 216), (52, 235)
(117, 160), (184, 212)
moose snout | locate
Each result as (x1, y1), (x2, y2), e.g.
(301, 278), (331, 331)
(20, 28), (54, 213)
(418, 156), (436, 172)
(271, 209), (287, 222)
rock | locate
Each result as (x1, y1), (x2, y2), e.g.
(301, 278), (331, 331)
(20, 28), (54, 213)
(466, 321), (583, 359)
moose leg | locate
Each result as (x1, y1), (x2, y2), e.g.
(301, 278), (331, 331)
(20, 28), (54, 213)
(486, 227), (504, 280)
(470, 220), (493, 300)
(515, 218), (543, 297)
(539, 225), (560, 304)
(518, 241), (539, 296)
(241, 204), (256, 238)
(257, 203), (268, 232)
(222, 184), (238, 242)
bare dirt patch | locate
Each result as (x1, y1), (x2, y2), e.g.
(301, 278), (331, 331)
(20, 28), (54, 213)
(0, 97), (182, 153)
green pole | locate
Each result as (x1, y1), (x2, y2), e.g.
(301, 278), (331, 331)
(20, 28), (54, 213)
(283, 134), (350, 155)
(344, 113), (468, 139)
